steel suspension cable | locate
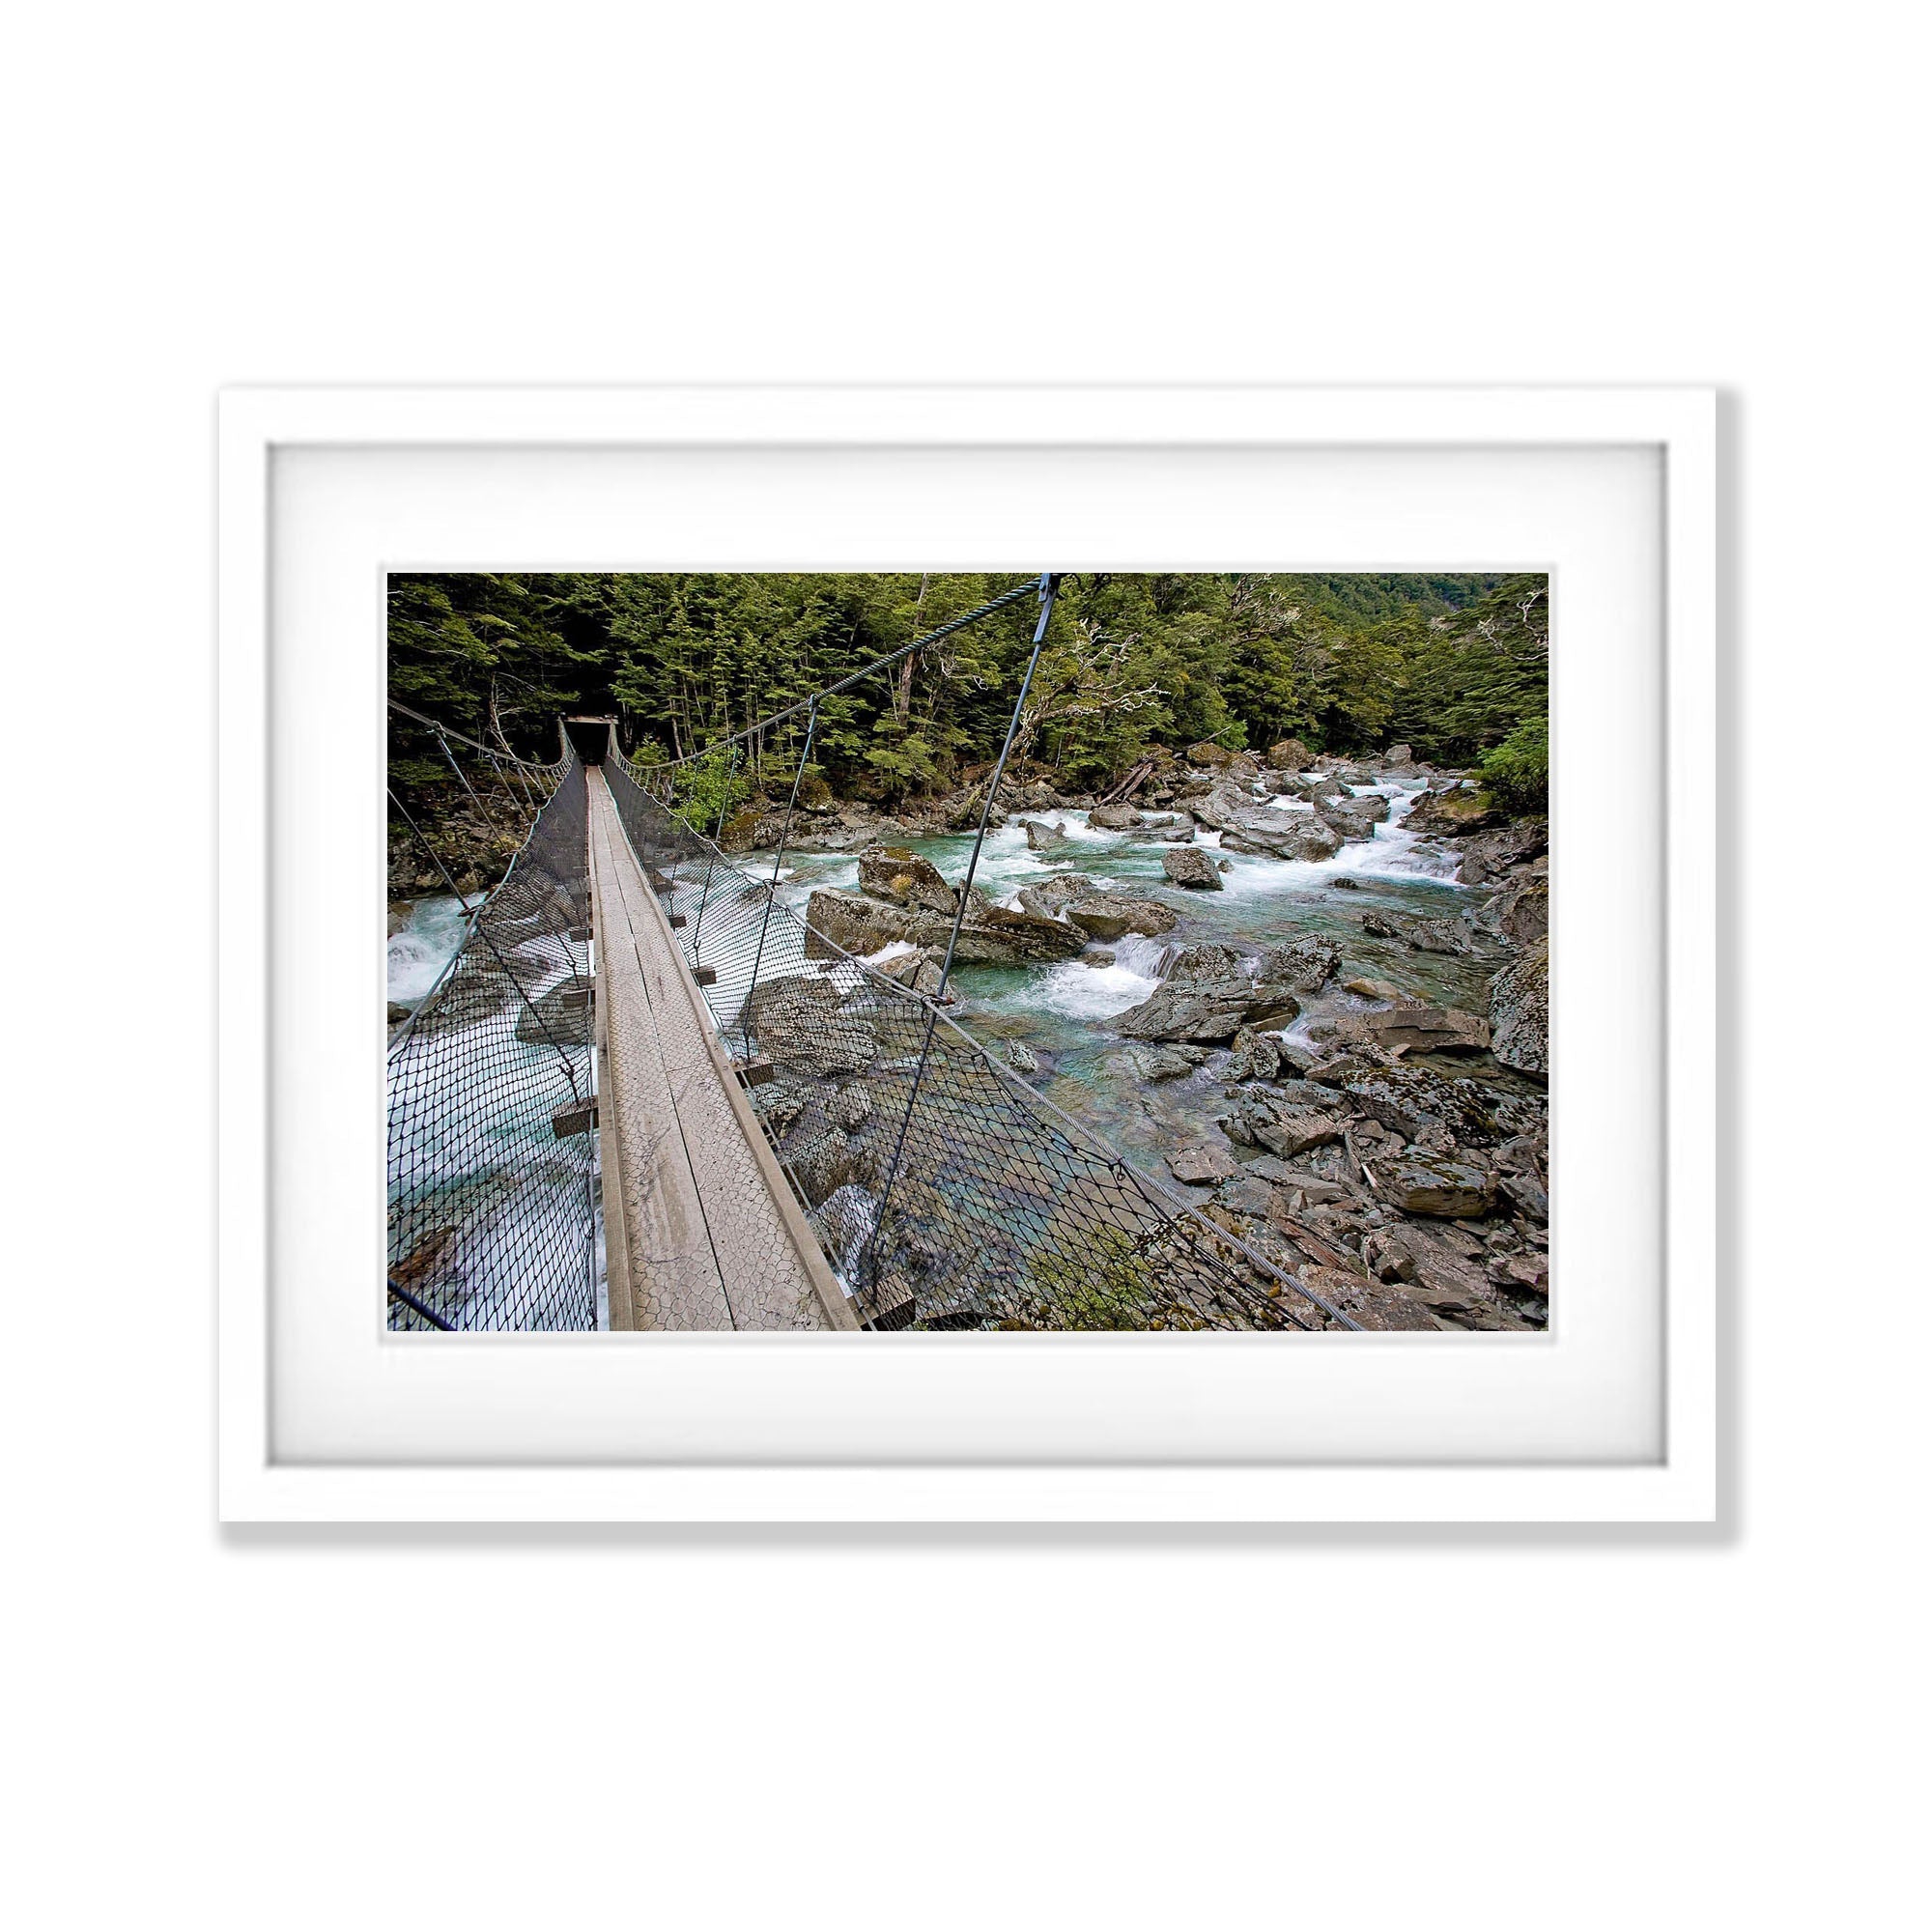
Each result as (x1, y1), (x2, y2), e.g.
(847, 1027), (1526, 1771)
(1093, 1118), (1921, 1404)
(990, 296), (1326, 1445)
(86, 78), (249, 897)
(856, 573), (1061, 1298)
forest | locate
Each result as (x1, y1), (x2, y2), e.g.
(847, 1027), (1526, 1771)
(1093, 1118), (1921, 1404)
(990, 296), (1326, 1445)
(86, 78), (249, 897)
(387, 570), (1549, 815)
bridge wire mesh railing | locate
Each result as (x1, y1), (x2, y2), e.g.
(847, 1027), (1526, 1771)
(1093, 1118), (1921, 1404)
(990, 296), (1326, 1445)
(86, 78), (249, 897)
(384, 757), (598, 1331)
(603, 750), (1349, 1333)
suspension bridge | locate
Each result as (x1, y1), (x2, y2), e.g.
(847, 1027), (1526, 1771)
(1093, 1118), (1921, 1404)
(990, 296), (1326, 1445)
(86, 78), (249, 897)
(386, 576), (1361, 1333)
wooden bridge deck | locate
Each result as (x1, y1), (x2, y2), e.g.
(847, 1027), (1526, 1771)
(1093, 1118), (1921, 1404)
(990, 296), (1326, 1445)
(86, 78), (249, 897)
(586, 770), (855, 1331)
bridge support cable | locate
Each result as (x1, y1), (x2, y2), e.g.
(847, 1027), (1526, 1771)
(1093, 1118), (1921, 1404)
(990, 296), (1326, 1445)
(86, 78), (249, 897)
(856, 574), (1061, 1302)
(602, 696), (1354, 1332)
(385, 759), (599, 1331)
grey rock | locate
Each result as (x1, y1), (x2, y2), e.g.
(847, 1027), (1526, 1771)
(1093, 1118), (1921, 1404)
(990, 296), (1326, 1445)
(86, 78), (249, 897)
(1165, 943), (1247, 981)
(1315, 794), (1391, 841)
(1231, 1086), (1350, 1158)
(1336, 1003), (1492, 1056)
(804, 888), (1086, 964)
(1457, 818), (1548, 887)
(1087, 803), (1143, 831)
(1359, 909), (1477, 955)
(873, 947), (947, 998)
(1214, 1175), (1277, 1217)
(1372, 1155), (1495, 1219)
(1065, 897), (1178, 942)
(1490, 936), (1549, 1077)
(1169, 1144), (1239, 1185)
(1162, 845), (1224, 890)
(1020, 818), (1071, 852)
(1002, 1037), (1040, 1075)
(857, 846), (957, 916)
(743, 974), (879, 1077)
(1478, 878), (1549, 946)
(1229, 1028), (1285, 1082)
(1344, 976), (1403, 1001)
(1137, 1046), (1201, 1081)
(1261, 935), (1342, 992)
(827, 1085), (872, 1132)
(1015, 873), (1102, 919)
(1115, 974), (1301, 1046)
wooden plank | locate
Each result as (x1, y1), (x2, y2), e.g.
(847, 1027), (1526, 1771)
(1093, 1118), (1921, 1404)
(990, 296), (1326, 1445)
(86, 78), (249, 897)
(587, 772), (853, 1332)
(586, 799), (735, 1330)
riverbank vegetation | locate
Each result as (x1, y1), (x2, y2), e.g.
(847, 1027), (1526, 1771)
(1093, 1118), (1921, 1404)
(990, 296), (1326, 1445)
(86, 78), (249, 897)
(387, 571), (1548, 812)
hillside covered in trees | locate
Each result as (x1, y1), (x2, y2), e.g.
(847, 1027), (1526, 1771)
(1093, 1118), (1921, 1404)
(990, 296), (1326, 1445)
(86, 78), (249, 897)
(388, 571), (1548, 814)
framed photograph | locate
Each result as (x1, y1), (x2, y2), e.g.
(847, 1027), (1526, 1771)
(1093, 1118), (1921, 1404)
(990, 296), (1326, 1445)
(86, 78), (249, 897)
(218, 384), (1716, 1521)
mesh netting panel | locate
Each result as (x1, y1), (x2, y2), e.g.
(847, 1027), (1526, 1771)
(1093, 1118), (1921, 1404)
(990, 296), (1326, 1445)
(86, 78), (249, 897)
(605, 754), (1324, 1332)
(386, 760), (598, 1331)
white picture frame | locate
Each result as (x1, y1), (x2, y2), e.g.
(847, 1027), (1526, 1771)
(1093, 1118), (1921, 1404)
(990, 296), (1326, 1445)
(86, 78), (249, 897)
(218, 384), (1716, 1523)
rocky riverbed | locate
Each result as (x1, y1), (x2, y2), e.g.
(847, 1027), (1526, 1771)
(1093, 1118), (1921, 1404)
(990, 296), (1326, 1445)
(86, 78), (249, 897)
(387, 736), (1551, 1331)
(755, 738), (1550, 1331)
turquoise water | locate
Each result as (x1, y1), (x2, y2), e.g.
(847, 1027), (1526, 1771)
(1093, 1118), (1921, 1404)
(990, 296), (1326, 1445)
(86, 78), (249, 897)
(769, 781), (1502, 1164)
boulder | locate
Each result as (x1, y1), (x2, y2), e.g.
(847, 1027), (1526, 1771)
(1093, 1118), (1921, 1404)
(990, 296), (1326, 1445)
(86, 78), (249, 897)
(1015, 871), (1178, 941)
(1363, 1226), (1510, 1324)
(1165, 942), (1247, 981)
(1291, 773), (1349, 804)
(1315, 794), (1392, 843)
(1490, 936), (1549, 1076)
(1015, 873), (1101, 919)
(1122, 816), (1198, 843)
(1190, 784), (1346, 862)
(1266, 737), (1317, 770)
(1020, 818), (1071, 852)
(1115, 976), (1301, 1044)
(1336, 1003), (1491, 1056)
(1294, 1264), (1442, 1332)
(968, 902), (1097, 962)
(1162, 845), (1224, 891)
(804, 887), (1086, 964)
(1002, 1038), (1040, 1075)
(827, 1085), (872, 1132)
(1261, 935), (1341, 993)
(1372, 1155), (1495, 1218)
(1169, 1144), (1238, 1185)
(1065, 897), (1179, 942)
(1338, 1064), (1520, 1144)
(1087, 803), (1143, 831)
(857, 846), (957, 916)
(873, 947), (948, 998)
(1344, 976), (1402, 1001)
(1229, 1028), (1285, 1082)
(1498, 1169), (1549, 1224)
(1137, 1045), (1202, 1081)
(1458, 818), (1549, 887)
(1383, 743), (1413, 767)
(1231, 1087), (1349, 1157)
(1185, 741), (1258, 775)
(1214, 1174), (1278, 1217)
(1479, 878), (1549, 946)
(1237, 812), (1346, 863)
(1488, 1250), (1550, 1297)
(743, 975), (880, 1078)
(1359, 909), (1476, 955)
(1405, 788), (1499, 838)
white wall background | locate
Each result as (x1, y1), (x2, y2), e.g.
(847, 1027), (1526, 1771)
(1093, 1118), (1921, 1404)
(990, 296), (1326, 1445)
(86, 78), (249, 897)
(4, 5), (1923, 1927)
